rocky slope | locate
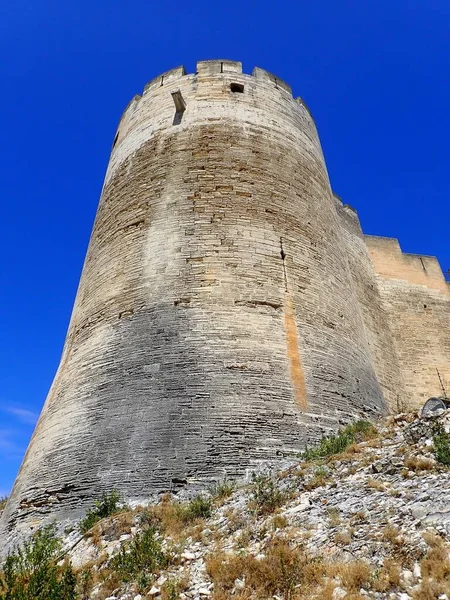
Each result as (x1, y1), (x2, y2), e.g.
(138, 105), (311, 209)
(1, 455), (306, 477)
(4, 411), (450, 600)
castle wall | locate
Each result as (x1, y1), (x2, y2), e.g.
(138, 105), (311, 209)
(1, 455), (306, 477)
(335, 200), (405, 410)
(1, 60), (386, 542)
(365, 235), (450, 409)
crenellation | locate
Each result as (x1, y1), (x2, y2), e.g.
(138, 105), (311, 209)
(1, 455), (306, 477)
(196, 59), (242, 74)
(252, 66), (292, 95)
(143, 65), (186, 93)
(1, 59), (448, 552)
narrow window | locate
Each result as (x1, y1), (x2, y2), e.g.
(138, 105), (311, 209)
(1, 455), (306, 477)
(171, 90), (186, 126)
(230, 83), (244, 93)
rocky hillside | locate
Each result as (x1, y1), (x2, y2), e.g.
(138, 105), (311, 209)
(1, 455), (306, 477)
(2, 411), (450, 600)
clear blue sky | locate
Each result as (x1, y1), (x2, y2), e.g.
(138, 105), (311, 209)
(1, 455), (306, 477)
(1, 0), (449, 496)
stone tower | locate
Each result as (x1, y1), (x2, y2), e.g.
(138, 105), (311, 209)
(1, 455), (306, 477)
(1, 60), (396, 542)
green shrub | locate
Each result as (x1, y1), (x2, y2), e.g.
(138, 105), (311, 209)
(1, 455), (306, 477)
(79, 489), (121, 534)
(302, 420), (375, 461)
(110, 526), (169, 583)
(433, 425), (450, 465)
(182, 495), (212, 522)
(0, 525), (77, 600)
(0, 498), (7, 511)
(250, 473), (287, 515)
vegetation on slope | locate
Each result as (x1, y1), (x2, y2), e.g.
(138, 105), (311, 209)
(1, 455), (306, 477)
(2, 415), (450, 599)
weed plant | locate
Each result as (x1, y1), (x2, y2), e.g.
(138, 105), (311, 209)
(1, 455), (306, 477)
(79, 490), (121, 534)
(0, 525), (77, 600)
(109, 526), (170, 584)
(302, 420), (376, 461)
(250, 473), (287, 515)
(432, 424), (450, 466)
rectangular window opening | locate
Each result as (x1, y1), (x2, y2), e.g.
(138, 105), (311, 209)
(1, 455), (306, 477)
(230, 83), (244, 93)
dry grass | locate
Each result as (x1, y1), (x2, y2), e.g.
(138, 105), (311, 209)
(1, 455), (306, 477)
(367, 478), (386, 492)
(236, 527), (252, 548)
(349, 510), (367, 525)
(224, 507), (247, 533)
(420, 534), (450, 581)
(327, 507), (341, 526)
(95, 570), (122, 600)
(139, 494), (211, 539)
(84, 509), (134, 545)
(404, 455), (435, 472)
(206, 540), (377, 600)
(412, 579), (450, 600)
(382, 525), (403, 546)
(408, 532), (450, 598)
(334, 530), (352, 545)
(331, 560), (372, 591)
(207, 540), (325, 599)
(372, 558), (402, 592)
(305, 471), (329, 491)
(271, 514), (289, 529)
(161, 575), (190, 600)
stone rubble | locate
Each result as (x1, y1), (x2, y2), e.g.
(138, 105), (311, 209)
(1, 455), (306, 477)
(7, 411), (450, 600)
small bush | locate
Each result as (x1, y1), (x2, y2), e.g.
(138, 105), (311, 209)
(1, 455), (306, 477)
(79, 490), (121, 534)
(0, 525), (77, 600)
(432, 425), (450, 465)
(109, 526), (169, 583)
(161, 576), (189, 600)
(250, 473), (287, 515)
(0, 498), (7, 511)
(183, 495), (212, 522)
(302, 420), (376, 461)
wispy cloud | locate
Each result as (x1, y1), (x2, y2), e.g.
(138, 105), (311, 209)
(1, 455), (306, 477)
(0, 404), (38, 426)
(2, 406), (38, 425)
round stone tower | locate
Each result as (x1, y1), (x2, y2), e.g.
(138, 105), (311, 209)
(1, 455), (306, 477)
(1, 60), (387, 541)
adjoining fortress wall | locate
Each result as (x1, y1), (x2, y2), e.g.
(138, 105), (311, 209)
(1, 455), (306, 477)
(0, 60), (387, 545)
(334, 199), (405, 410)
(365, 236), (450, 409)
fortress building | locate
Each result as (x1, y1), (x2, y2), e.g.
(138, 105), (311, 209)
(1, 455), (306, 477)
(1, 60), (450, 542)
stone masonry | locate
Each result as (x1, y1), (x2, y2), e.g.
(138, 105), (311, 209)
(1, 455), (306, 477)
(1, 60), (448, 544)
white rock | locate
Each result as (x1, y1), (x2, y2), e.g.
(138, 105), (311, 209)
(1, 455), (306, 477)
(332, 587), (347, 600)
(198, 589), (211, 596)
(234, 578), (245, 590)
(134, 596), (142, 600)
(400, 569), (413, 586)
(413, 562), (421, 579)
(285, 498), (311, 514)
(149, 586), (160, 596)
(399, 594), (411, 600)
(181, 551), (196, 560)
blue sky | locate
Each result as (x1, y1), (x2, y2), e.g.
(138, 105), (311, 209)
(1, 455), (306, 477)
(1, 0), (449, 495)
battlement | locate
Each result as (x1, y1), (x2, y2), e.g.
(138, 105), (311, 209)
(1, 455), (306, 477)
(108, 60), (319, 186)
(119, 60), (313, 122)
(141, 60), (292, 94)
(365, 235), (449, 296)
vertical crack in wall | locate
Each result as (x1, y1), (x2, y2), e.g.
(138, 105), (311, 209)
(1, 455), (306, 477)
(280, 239), (308, 410)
